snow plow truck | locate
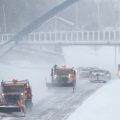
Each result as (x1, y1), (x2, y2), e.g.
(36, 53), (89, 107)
(0, 79), (33, 116)
(46, 65), (76, 91)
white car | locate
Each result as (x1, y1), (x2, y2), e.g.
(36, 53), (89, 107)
(77, 67), (99, 80)
(90, 69), (111, 83)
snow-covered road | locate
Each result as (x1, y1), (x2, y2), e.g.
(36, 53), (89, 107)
(67, 79), (120, 120)
(0, 46), (115, 120)
(0, 79), (105, 120)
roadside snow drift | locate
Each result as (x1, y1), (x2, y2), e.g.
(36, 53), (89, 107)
(67, 79), (120, 120)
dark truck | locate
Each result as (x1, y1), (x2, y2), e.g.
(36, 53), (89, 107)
(46, 65), (76, 91)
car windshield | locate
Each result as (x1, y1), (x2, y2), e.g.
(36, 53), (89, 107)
(93, 70), (105, 73)
(2, 86), (24, 92)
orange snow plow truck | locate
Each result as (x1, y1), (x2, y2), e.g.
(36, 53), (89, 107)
(0, 79), (32, 116)
(46, 65), (76, 90)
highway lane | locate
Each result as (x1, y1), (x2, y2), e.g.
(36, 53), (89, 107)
(5, 79), (106, 120)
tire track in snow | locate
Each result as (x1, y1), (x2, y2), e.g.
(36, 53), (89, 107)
(1, 80), (105, 120)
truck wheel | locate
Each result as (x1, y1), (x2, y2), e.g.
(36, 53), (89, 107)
(25, 99), (33, 110)
(73, 82), (76, 93)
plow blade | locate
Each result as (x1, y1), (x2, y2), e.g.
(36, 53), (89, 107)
(0, 106), (21, 113)
(46, 82), (74, 87)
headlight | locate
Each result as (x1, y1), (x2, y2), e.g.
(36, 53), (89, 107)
(1, 94), (4, 96)
(54, 75), (57, 79)
(21, 93), (24, 96)
(68, 74), (71, 79)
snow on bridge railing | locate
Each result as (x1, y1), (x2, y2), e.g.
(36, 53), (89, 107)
(0, 30), (120, 45)
(0, 33), (14, 44)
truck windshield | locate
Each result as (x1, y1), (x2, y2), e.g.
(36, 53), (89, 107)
(56, 69), (72, 75)
(2, 86), (24, 92)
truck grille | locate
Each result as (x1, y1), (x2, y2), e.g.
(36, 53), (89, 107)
(4, 95), (20, 104)
(56, 77), (68, 82)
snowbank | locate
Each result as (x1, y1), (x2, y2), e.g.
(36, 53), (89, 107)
(67, 79), (120, 120)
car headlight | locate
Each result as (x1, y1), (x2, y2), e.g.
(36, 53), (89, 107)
(21, 93), (24, 96)
(68, 74), (71, 79)
(1, 94), (4, 96)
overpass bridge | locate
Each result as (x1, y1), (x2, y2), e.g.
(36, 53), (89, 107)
(0, 30), (120, 46)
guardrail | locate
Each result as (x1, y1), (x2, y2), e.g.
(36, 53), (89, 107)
(0, 30), (120, 45)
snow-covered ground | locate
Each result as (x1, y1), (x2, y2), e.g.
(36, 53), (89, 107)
(67, 79), (120, 120)
(0, 60), (106, 120)
(0, 46), (118, 120)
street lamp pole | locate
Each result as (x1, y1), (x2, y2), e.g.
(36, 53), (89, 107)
(97, 3), (100, 29)
(75, 2), (79, 29)
(115, 46), (117, 68)
(55, 16), (57, 41)
(2, 4), (7, 33)
(95, 0), (101, 29)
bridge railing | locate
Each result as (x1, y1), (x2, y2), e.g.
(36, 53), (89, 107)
(0, 30), (120, 45)
(0, 33), (14, 44)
